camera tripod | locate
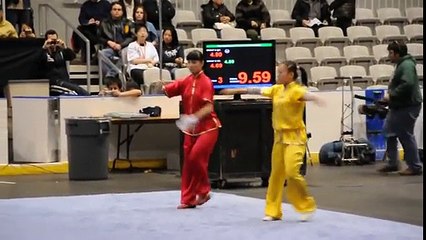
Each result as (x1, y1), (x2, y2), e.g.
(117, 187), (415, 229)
(336, 76), (368, 164)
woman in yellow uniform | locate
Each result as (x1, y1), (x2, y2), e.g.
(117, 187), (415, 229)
(220, 61), (325, 221)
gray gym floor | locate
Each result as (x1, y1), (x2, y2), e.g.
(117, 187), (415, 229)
(0, 164), (422, 226)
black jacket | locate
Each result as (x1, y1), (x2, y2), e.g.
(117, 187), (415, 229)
(142, 0), (176, 29)
(329, 0), (356, 19)
(201, 1), (235, 29)
(235, 0), (270, 31)
(42, 47), (76, 83)
(78, 0), (111, 25)
(291, 0), (331, 27)
(98, 17), (134, 48)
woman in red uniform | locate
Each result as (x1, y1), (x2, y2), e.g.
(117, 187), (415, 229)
(162, 50), (221, 209)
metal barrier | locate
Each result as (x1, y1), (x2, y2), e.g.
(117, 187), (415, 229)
(38, 3), (92, 93)
(97, 50), (126, 91)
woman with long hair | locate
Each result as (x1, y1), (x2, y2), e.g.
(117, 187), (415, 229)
(160, 26), (185, 79)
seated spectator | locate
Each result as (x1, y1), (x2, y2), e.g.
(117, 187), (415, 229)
(142, 0), (175, 31)
(5, 0), (33, 33)
(19, 23), (35, 38)
(42, 29), (90, 96)
(329, 0), (355, 36)
(235, 0), (270, 40)
(132, 4), (158, 44)
(201, 0), (235, 36)
(159, 26), (185, 79)
(127, 24), (159, 86)
(0, 9), (18, 38)
(291, 0), (331, 37)
(99, 1), (134, 78)
(118, 0), (143, 21)
(73, 0), (111, 63)
(99, 77), (142, 97)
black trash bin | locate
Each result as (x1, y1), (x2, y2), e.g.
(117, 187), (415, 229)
(66, 117), (111, 180)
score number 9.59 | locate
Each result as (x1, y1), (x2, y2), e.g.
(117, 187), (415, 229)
(237, 71), (271, 84)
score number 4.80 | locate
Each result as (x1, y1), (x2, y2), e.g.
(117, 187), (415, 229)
(238, 71), (271, 84)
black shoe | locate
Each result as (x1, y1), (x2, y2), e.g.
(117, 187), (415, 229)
(399, 168), (423, 176)
(377, 165), (399, 173)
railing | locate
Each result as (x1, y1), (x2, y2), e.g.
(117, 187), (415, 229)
(38, 3), (92, 93)
(1, 0), (5, 19)
(97, 51), (127, 91)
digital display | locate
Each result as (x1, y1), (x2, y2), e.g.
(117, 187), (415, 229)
(203, 40), (276, 90)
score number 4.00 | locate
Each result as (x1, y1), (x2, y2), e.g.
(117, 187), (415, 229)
(238, 71), (271, 84)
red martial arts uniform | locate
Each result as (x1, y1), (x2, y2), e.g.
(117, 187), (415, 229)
(163, 71), (221, 205)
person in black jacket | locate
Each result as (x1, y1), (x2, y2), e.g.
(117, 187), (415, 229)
(329, 0), (355, 36)
(201, 0), (235, 30)
(42, 29), (90, 96)
(291, 0), (331, 37)
(159, 26), (185, 79)
(235, 0), (270, 40)
(142, 0), (175, 30)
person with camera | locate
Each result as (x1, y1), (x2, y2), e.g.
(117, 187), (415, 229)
(42, 29), (90, 96)
(378, 41), (423, 176)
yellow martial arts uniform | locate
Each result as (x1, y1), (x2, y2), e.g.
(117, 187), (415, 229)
(261, 81), (316, 219)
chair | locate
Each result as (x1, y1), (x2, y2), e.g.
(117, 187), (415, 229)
(285, 47), (318, 82)
(416, 64), (423, 85)
(406, 7), (423, 24)
(318, 27), (350, 55)
(407, 43), (423, 64)
(347, 26), (380, 54)
(310, 66), (338, 87)
(377, 8), (409, 33)
(289, 27), (322, 54)
(143, 68), (172, 94)
(173, 67), (191, 80)
(343, 45), (377, 73)
(316, 78), (345, 91)
(336, 86), (363, 91)
(191, 28), (219, 47)
(220, 28), (251, 41)
(176, 28), (194, 49)
(369, 64), (394, 84)
(314, 46), (347, 72)
(269, 9), (296, 36)
(372, 44), (391, 64)
(260, 28), (293, 63)
(173, 10), (203, 39)
(355, 8), (381, 34)
(339, 65), (374, 88)
(403, 24), (423, 43)
(375, 25), (409, 44)
(184, 48), (203, 62)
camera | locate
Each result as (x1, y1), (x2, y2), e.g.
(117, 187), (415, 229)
(354, 94), (388, 119)
(50, 40), (57, 45)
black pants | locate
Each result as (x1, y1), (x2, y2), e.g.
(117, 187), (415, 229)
(335, 17), (353, 36)
(50, 80), (90, 96)
(6, 9), (33, 31)
(130, 69), (146, 85)
(73, 25), (98, 56)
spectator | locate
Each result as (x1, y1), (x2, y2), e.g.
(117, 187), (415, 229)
(142, 0), (176, 31)
(18, 23), (35, 38)
(99, 77), (142, 97)
(291, 0), (331, 37)
(127, 24), (159, 86)
(118, 0), (143, 21)
(0, 8), (18, 38)
(201, 0), (235, 32)
(42, 29), (90, 96)
(73, 0), (111, 63)
(329, 0), (355, 36)
(235, 0), (270, 40)
(159, 26), (185, 79)
(98, 1), (134, 78)
(5, 0), (32, 33)
(132, 4), (158, 44)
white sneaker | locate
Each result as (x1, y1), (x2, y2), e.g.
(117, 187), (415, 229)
(262, 216), (280, 221)
(300, 211), (315, 222)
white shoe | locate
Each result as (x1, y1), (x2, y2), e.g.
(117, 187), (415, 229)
(300, 211), (315, 222)
(262, 216), (280, 221)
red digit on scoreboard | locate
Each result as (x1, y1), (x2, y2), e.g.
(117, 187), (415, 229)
(238, 72), (248, 84)
(218, 77), (223, 84)
(262, 71), (271, 83)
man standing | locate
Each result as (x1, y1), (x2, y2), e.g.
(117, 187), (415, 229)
(378, 41), (423, 176)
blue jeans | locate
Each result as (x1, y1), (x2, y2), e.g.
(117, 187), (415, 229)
(384, 105), (422, 171)
(100, 48), (122, 77)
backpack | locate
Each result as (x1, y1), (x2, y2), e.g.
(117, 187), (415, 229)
(319, 139), (376, 166)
